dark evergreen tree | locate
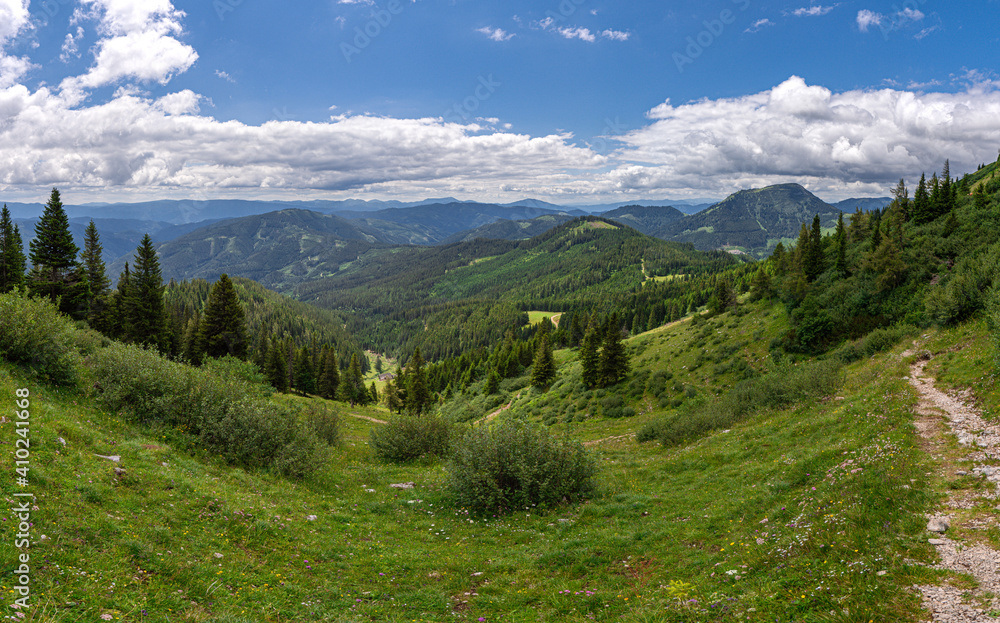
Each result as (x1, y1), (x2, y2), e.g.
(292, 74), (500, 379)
(369, 381), (379, 404)
(28, 188), (86, 316)
(80, 220), (112, 331)
(938, 160), (954, 217)
(579, 322), (601, 389)
(834, 211), (848, 277)
(404, 347), (432, 415)
(708, 277), (736, 315)
(913, 173), (931, 224)
(530, 332), (556, 389)
(338, 353), (368, 406)
(293, 346), (317, 395)
(197, 274), (248, 359)
(803, 215), (824, 281)
(317, 348), (341, 399)
(385, 378), (403, 413)
(484, 368), (500, 395)
(597, 319), (629, 388)
(128, 234), (170, 351)
(975, 184), (990, 211)
(0, 205), (27, 293)
(266, 341), (290, 392)
(109, 263), (133, 340)
(748, 268), (775, 302)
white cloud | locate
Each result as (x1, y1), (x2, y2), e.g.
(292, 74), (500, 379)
(215, 69), (236, 83)
(856, 10), (882, 32)
(60, 27), (86, 63)
(601, 29), (630, 41)
(0, 85), (604, 200)
(791, 5), (835, 17)
(0, 0), (32, 88)
(476, 26), (515, 42)
(915, 25), (939, 40)
(556, 27), (595, 42)
(745, 19), (774, 33)
(337, 0), (374, 4)
(59, 0), (197, 97)
(601, 76), (1000, 198)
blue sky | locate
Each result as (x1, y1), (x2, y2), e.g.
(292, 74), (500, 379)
(1, 0), (999, 205)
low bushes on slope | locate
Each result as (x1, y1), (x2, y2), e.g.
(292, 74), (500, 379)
(448, 418), (596, 514)
(637, 359), (843, 447)
(369, 414), (455, 462)
(86, 342), (328, 477)
(0, 290), (85, 385)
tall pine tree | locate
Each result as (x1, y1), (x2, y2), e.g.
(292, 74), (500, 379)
(29, 188), (86, 316)
(0, 205), (27, 293)
(129, 234), (170, 352)
(598, 317), (629, 388)
(834, 211), (848, 277)
(913, 173), (931, 224)
(404, 347), (432, 415)
(81, 220), (112, 332)
(197, 274), (248, 359)
(530, 332), (556, 389)
(579, 321), (601, 389)
(803, 215), (824, 282)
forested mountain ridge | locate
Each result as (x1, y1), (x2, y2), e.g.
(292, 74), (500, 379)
(295, 216), (742, 359)
(152, 209), (384, 288)
(657, 183), (841, 255)
(600, 205), (687, 237)
(438, 213), (577, 244)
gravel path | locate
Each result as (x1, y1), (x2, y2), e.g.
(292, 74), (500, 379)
(907, 350), (1000, 622)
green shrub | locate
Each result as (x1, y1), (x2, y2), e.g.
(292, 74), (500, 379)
(448, 419), (596, 514)
(302, 404), (342, 446)
(369, 415), (454, 462)
(835, 324), (917, 363)
(203, 356), (273, 396)
(86, 342), (324, 478)
(0, 291), (81, 385)
(641, 359), (843, 448)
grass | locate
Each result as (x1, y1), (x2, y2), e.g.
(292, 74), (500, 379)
(0, 299), (963, 622)
(527, 311), (562, 327)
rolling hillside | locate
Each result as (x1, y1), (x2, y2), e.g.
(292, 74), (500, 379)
(659, 183), (841, 254)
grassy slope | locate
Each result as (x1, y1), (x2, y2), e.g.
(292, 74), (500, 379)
(1, 301), (978, 622)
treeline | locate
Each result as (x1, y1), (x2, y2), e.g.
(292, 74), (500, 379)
(759, 157), (1000, 355)
(0, 188), (372, 404)
(298, 216), (741, 362)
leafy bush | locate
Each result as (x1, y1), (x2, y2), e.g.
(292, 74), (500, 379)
(0, 291), (82, 385)
(86, 342), (325, 478)
(369, 415), (454, 462)
(203, 356), (273, 396)
(448, 418), (596, 514)
(303, 404), (341, 445)
(835, 324), (916, 363)
(639, 359), (843, 447)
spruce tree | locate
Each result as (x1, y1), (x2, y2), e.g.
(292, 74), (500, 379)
(803, 215), (824, 281)
(29, 188), (86, 316)
(129, 234), (169, 351)
(834, 212), (848, 277)
(579, 322), (601, 389)
(794, 223), (811, 273)
(338, 353), (367, 406)
(0, 205), (27, 293)
(369, 381), (379, 404)
(598, 319), (629, 388)
(197, 274), (248, 359)
(293, 346), (316, 395)
(891, 178), (910, 221)
(80, 220), (112, 331)
(317, 348), (341, 399)
(385, 379), (403, 413)
(913, 173), (931, 224)
(530, 332), (556, 390)
(109, 263), (133, 340)
(938, 160), (954, 217)
(266, 341), (290, 392)
(484, 369), (500, 395)
(404, 348), (432, 415)
(975, 184), (989, 211)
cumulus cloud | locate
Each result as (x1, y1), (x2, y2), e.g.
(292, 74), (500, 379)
(600, 76), (1000, 198)
(556, 27), (596, 42)
(0, 84), (604, 198)
(60, 27), (86, 63)
(791, 5), (836, 17)
(600, 29), (630, 41)
(745, 18), (774, 33)
(476, 26), (515, 42)
(856, 10), (882, 32)
(0, 0), (32, 88)
(59, 0), (197, 98)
